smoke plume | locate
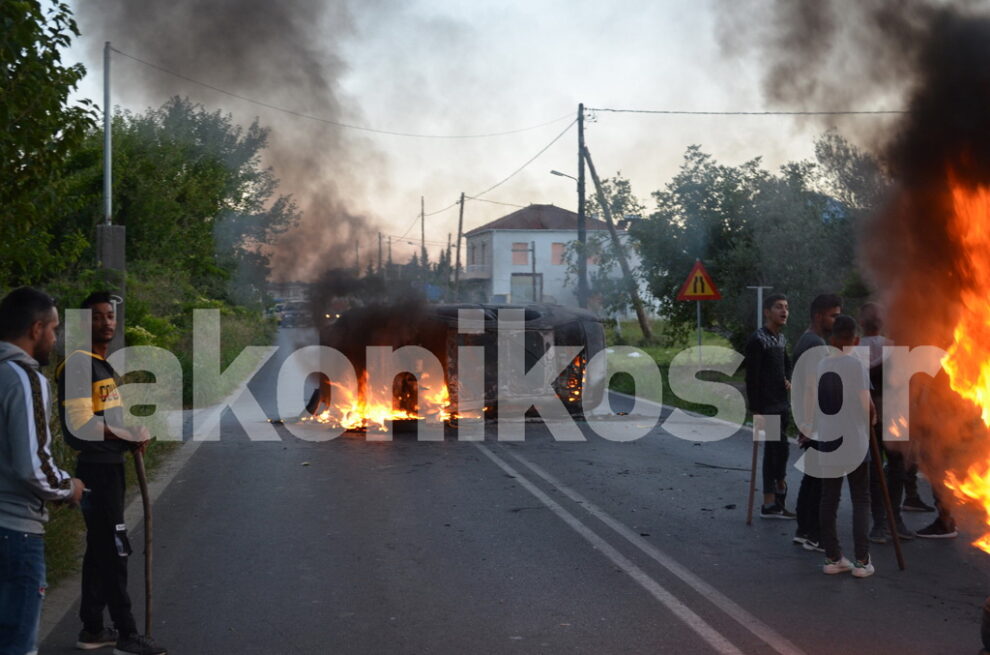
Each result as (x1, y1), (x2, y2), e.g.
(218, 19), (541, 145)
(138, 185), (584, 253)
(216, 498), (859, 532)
(719, 1), (990, 527)
(77, 0), (383, 282)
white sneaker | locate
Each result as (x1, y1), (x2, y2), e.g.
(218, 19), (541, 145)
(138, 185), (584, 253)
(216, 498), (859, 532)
(823, 556), (853, 574)
(852, 557), (875, 578)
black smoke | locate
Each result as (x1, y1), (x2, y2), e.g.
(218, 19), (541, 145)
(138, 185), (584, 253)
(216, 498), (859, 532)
(77, 0), (384, 282)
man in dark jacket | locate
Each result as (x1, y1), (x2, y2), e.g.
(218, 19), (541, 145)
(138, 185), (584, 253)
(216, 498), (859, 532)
(58, 292), (166, 655)
(791, 294), (842, 549)
(745, 293), (794, 519)
(0, 288), (84, 655)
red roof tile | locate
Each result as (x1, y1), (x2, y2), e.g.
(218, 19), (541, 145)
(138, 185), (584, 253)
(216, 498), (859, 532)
(464, 204), (611, 236)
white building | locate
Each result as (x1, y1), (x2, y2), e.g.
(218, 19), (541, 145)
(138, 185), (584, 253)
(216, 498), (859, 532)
(461, 204), (643, 311)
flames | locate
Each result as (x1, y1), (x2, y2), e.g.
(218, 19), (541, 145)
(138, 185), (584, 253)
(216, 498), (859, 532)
(938, 181), (990, 552)
(302, 371), (454, 432)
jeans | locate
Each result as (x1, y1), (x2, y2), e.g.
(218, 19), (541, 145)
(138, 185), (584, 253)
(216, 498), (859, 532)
(0, 526), (46, 655)
(820, 460), (871, 562)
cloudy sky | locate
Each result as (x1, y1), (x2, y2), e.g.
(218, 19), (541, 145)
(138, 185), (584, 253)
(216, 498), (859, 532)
(65, 0), (901, 276)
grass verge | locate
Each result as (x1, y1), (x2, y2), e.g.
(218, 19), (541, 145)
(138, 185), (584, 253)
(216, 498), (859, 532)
(604, 318), (746, 417)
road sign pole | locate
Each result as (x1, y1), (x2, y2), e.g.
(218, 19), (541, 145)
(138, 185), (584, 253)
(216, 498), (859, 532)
(696, 300), (702, 364)
(746, 285), (773, 331)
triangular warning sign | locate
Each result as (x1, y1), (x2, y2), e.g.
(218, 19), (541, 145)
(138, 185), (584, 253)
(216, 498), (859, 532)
(676, 259), (721, 301)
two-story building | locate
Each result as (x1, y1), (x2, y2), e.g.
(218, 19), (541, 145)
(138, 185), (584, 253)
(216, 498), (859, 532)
(461, 204), (641, 310)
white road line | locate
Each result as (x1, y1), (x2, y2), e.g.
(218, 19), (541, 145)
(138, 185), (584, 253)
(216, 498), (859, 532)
(474, 443), (746, 655)
(506, 449), (808, 655)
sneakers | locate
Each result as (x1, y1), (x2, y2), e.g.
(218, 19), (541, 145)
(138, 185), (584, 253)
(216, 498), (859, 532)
(868, 525), (887, 544)
(113, 634), (167, 655)
(761, 504), (796, 520)
(852, 556), (876, 578)
(76, 628), (118, 650)
(915, 518), (958, 539)
(823, 556), (853, 574)
(792, 531), (810, 545)
(802, 539), (824, 553)
(902, 497), (936, 512)
(893, 521), (916, 540)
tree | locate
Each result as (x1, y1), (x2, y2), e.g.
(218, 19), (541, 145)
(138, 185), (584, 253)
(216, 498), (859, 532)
(63, 97), (297, 303)
(633, 146), (766, 337)
(564, 173), (650, 317)
(0, 1), (96, 285)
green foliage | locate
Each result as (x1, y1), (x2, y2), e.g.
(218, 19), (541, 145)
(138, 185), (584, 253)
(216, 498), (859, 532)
(632, 135), (888, 348)
(564, 172), (651, 317)
(0, 0), (97, 285)
(61, 97), (298, 303)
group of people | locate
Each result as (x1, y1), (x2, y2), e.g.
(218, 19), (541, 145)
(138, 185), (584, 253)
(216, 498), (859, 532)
(744, 292), (955, 578)
(0, 288), (166, 655)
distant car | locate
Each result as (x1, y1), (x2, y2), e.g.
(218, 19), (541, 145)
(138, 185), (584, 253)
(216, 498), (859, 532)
(281, 302), (312, 328)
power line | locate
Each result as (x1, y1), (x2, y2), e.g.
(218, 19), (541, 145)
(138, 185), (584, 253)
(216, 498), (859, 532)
(111, 47), (574, 139)
(466, 196), (527, 209)
(586, 106), (906, 116)
(397, 119), (576, 239)
(470, 119), (576, 198)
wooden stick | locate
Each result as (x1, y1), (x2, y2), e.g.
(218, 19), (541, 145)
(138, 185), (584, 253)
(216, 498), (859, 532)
(133, 450), (153, 635)
(870, 431), (906, 570)
(746, 426), (760, 525)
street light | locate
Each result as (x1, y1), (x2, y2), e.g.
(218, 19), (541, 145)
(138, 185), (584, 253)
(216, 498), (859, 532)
(550, 169), (578, 182)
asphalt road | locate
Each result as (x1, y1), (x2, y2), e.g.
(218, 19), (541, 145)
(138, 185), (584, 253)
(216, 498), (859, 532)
(41, 327), (990, 654)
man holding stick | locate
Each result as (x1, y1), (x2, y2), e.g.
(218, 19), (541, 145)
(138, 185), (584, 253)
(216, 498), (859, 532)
(58, 292), (165, 655)
(792, 294), (842, 551)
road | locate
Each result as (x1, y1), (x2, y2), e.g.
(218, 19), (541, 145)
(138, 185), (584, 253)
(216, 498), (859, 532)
(42, 327), (990, 654)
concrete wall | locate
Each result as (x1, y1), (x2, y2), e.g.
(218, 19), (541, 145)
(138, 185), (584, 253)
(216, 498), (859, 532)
(464, 229), (647, 313)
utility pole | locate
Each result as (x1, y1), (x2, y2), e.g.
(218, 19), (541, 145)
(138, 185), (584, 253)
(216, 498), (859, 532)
(420, 196), (427, 264)
(388, 236), (392, 267)
(531, 240), (538, 303)
(98, 41), (126, 356)
(577, 102), (588, 309)
(455, 192), (465, 296)
(747, 286), (773, 330)
(103, 42), (112, 226)
(378, 232), (383, 273)
(583, 145), (653, 341)
(355, 239), (360, 274)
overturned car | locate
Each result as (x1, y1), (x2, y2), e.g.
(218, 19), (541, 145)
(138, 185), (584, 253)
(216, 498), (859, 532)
(302, 303), (606, 430)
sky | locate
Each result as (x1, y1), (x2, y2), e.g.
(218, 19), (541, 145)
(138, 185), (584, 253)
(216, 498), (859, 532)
(64, 0), (901, 273)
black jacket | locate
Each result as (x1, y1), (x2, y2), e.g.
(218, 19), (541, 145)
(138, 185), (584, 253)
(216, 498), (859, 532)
(744, 327), (792, 414)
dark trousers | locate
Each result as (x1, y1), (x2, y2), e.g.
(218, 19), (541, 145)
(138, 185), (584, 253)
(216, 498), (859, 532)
(762, 412), (790, 496)
(869, 441), (906, 526)
(820, 460), (871, 562)
(795, 474), (822, 540)
(76, 461), (137, 636)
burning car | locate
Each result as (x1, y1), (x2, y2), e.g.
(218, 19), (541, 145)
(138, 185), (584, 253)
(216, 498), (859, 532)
(302, 303), (605, 431)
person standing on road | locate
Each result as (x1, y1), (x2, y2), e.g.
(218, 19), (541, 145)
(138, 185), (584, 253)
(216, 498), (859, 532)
(858, 302), (916, 544)
(816, 315), (877, 578)
(0, 288), (85, 655)
(57, 292), (166, 655)
(744, 293), (795, 519)
(792, 294), (842, 551)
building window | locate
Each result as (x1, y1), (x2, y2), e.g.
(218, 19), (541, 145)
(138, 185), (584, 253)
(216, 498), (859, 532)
(481, 242), (487, 265)
(512, 242), (529, 265)
(551, 242), (566, 266)
(468, 244), (476, 265)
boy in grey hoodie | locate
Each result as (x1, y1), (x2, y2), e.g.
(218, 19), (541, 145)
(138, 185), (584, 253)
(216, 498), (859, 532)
(0, 287), (84, 655)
